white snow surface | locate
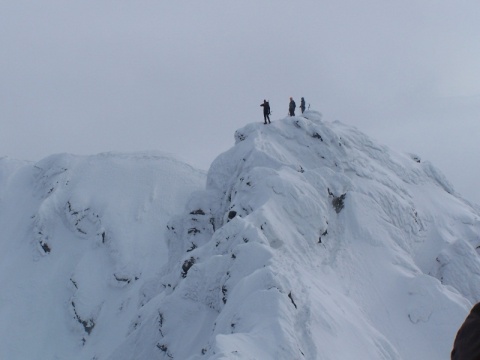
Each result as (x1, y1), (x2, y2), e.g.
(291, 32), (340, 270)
(1, 112), (480, 359)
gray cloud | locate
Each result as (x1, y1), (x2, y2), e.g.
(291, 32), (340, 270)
(1, 0), (479, 202)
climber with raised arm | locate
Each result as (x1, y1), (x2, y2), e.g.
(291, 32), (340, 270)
(260, 99), (271, 124)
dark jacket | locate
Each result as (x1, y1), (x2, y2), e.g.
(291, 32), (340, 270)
(289, 100), (296, 111)
(261, 101), (270, 115)
(452, 303), (480, 360)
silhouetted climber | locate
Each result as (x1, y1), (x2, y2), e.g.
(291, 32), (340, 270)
(451, 303), (480, 360)
(289, 97), (296, 116)
(260, 100), (271, 124)
(300, 97), (306, 113)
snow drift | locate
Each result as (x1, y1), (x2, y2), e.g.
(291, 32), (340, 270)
(1, 112), (479, 359)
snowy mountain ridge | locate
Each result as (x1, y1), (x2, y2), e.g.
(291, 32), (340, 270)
(1, 112), (479, 359)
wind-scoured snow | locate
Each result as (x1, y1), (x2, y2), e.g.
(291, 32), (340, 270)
(0, 113), (479, 359)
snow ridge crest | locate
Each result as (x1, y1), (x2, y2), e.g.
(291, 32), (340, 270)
(118, 113), (480, 359)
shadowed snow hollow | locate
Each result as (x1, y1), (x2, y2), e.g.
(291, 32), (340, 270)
(1, 113), (479, 359)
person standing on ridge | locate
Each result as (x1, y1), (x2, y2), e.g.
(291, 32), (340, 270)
(260, 99), (271, 124)
(300, 97), (306, 113)
(289, 97), (296, 116)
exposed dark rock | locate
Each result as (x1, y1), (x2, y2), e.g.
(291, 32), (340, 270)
(114, 274), (132, 284)
(70, 278), (78, 289)
(187, 242), (197, 252)
(181, 257), (196, 278)
(235, 131), (246, 142)
(156, 344), (173, 358)
(319, 229), (328, 243)
(288, 291), (297, 309)
(158, 312), (165, 337)
(332, 193), (346, 214)
(40, 241), (51, 254)
(312, 132), (323, 141)
(188, 228), (200, 235)
(71, 301), (95, 335)
(222, 285), (227, 304)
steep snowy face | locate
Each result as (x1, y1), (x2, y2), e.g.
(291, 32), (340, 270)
(118, 112), (480, 360)
(0, 152), (206, 360)
(1, 113), (479, 360)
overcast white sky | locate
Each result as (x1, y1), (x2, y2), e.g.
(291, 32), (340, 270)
(1, 1), (479, 203)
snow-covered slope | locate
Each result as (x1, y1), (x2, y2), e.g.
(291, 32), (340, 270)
(1, 113), (479, 359)
(0, 152), (206, 360)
